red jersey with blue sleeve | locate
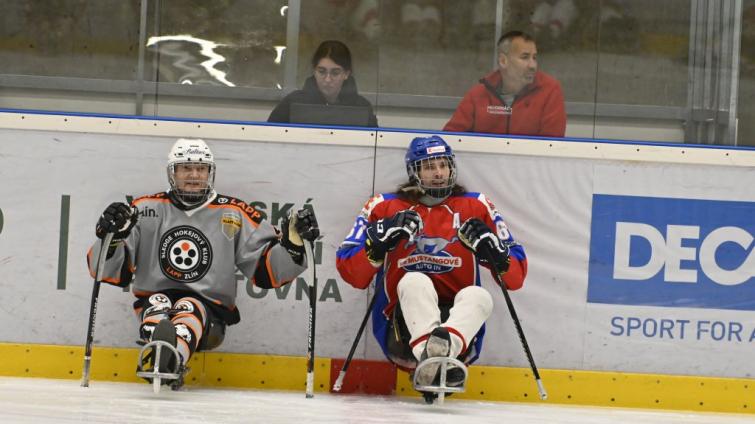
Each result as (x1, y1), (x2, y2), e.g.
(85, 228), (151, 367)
(336, 191), (527, 321)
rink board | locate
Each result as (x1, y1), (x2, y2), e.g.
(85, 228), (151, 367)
(0, 342), (752, 414)
(0, 111), (754, 413)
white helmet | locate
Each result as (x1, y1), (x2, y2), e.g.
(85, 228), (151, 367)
(167, 138), (216, 206)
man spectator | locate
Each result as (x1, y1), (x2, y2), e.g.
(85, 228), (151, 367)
(443, 31), (565, 137)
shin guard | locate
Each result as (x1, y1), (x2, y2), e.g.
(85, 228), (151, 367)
(169, 297), (207, 364)
(139, 294), (173, 342)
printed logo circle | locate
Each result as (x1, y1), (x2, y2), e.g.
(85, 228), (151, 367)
(159, 226), (213, 283)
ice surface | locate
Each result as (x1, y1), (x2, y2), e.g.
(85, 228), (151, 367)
(0, 377), (752, 424)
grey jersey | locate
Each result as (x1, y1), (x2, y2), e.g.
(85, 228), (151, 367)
(88, 191), (306, 311)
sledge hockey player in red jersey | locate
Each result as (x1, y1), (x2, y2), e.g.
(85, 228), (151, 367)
(87, 138), (318, 390)
(336, 135), (527, 401)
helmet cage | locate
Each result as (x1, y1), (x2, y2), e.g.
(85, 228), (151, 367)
(166, 138), (216, 206)
(404, 135), (457, 198)
(167, 162), (216, 205)
(407, 155), (457, 198)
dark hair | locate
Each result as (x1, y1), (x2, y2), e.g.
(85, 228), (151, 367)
(311, 40), (353, 72)
(497, 30), (536, 54)
(393, 181), (467, 204)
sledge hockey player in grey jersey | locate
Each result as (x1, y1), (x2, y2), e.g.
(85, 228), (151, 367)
(87, 138), (318, 389)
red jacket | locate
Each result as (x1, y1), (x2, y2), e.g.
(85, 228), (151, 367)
(443, 70), (566, 137)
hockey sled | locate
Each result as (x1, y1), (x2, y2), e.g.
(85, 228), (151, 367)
(413, 356), (468, 405)
(136, 340), (183, 393)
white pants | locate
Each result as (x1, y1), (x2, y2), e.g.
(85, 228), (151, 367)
(396, 272), (493, 361)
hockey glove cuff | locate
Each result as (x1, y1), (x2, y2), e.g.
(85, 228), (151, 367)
(294, 208), (320, 244)
(96, 202), (138, 242)
(280, 208), (319, 265)
(365, 210), (422, 265)
(458, 218), (510, 275)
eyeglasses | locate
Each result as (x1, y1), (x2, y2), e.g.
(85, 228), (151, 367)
(315, 67), (345, 79)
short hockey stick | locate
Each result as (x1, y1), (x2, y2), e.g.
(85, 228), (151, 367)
(304, 240), (317, 398)
(81, 232), (114, 387)
(332, 288), (378, 391)
(487, 251), (548, 400)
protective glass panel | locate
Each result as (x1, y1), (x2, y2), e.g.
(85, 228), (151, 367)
(591, 0), (691, 141)
(0, 0), (141, 114)
(0, 0), (140, 79)
(738, 0), (755, 147)
(0, 0), (751, 148)
(144, 0), (287, 88)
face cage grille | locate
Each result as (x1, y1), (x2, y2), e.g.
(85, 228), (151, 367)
(168, 163), (216, 205)
(408, 156), (457, 198)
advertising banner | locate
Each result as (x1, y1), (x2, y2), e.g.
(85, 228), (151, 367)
(1, 125), (753, 379)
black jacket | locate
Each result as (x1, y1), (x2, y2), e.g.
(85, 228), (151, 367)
(267, 76), (378, 127)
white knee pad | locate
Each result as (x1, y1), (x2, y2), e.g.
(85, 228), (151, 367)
(398, 272), (442, 360)
(455, 286), (494, 320)
(397, 272), (436, 300)
(444, 286), (494, 358)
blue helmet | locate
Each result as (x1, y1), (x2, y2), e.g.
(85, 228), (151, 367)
(405, 135), (457, 198)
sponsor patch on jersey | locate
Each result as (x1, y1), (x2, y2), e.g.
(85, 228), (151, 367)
(221, 212), (242, 240)
(159, 226), (213, 283)
(138, 206), (158, 218)
(486, 105), (512, 115)
(398, 235), (462, 273)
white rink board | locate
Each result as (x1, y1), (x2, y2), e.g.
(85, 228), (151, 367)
(0, 121), (754, 379)
(0, 129), (377, 359)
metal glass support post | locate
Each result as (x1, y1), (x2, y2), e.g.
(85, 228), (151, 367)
(284, 0), (302, 92)
(493, 0), (505, 69)
(685, 0), (743, 145)
(135, 0), (149, 116)
(725, 0), (743, 146)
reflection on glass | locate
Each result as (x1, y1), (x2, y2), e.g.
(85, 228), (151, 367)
(145, 0), (287, 88)
(146, 35), (235, 86)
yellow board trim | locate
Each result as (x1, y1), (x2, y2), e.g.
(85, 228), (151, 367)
(396, 367), (753, 414)
(0, 343), (330, 391)
(2, 343), (752, 414)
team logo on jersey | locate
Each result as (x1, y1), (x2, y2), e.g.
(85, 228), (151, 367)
(221, 212), (242, 240)
(398, 235), (462, 273)
(216, 197), (229, 204)
(159, 226), (213, 283)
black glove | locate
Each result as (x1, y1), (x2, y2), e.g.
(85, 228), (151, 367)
(365, 210), (422, 265)
(458, 218), (510, 274)
(96, 202), (138, 241)
(293, 208), (320, 243)
(280, 208), (320, 265)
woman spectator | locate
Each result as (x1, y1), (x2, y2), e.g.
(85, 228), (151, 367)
(267, 40), (377, 127)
